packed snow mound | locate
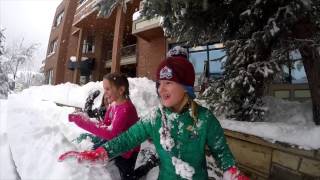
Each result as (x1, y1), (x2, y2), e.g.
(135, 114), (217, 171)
(220, 97), (319, 150)
(263, 96), (313, 125)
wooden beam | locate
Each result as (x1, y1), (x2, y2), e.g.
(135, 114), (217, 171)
(111, 5), (126, 73)
(73, 29), (84, 84)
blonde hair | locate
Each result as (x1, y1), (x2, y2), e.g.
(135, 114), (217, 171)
(190, 99), (198, 125)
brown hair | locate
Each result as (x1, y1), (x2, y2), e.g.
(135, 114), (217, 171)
(103, 73), (130, 98)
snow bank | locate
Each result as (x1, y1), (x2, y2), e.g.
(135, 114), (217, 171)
(6, 89), (119, 180)
(1, 77), (319, 180)
(220, 97), (320, 150)
(0, 99), (18, 180)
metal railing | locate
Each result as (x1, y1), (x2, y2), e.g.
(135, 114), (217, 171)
(106, 44), (136, 60)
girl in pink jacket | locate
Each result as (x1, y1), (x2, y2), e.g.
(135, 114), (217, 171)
(69, 73), (140, 180)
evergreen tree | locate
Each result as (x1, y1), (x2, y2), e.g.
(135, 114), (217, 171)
(141, 0), (320, 124)
(95, 0), (126, 17)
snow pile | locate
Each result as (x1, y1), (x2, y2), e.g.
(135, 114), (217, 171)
(1, 77), (319, 180)
(128, 77), (160, 117)
(2, 78), (159, 180)
(7, 90), (119, 180)
(220, 97), (320, 150)
(0, 100), (17, 180)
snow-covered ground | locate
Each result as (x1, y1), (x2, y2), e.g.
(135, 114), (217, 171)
(0, 77), (319, 179)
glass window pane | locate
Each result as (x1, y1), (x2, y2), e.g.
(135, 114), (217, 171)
(189, 51), (207, 74)
(209, 49), (225, 61)
(292, 60), (308, 84)
(189, 51), (207, 87)
(273, 65), (290, 83)
(289, 50), (302, 60)
(209, 49), (225, 78)
(209, 61), (223, 74)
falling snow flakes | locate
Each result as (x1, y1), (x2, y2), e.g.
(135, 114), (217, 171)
(172, 157), (195, 180)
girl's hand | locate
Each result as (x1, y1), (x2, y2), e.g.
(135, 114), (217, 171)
(223, 166), (250, 180)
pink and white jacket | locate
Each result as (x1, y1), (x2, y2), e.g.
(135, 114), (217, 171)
(72, 100), (140, 159)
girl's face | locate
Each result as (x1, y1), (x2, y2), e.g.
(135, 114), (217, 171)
(158, 80), (187, 112)
(103, 79), (125, 104)
(103, 94), (109, 107)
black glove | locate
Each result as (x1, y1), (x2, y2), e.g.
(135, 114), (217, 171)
(91, 106), (106, 121)
(84, 90), (100, 116)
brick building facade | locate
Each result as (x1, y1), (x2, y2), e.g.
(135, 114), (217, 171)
(44, 0), (166, 85)
(44, 0), (310, 101)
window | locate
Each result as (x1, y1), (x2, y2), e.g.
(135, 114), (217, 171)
(170, 43), (226, 87)
(82, 36), (95, 53)
(54, 11), (64, 27)
(48, 39), (58, 55)
(271, 49), (310, 101)
(274, 50), (308, 84)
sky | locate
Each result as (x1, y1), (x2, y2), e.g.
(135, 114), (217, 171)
(0, 0), (62, 69)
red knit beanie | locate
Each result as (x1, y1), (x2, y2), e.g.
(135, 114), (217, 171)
(156, 55), (195, 87)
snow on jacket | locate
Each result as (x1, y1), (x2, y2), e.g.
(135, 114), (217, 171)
(102, 105), (236, 180)
(72, 100), (140, 159)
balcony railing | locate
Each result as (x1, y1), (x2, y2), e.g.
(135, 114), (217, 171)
(132, 16), (161, 34)
(105, 44), (137, 68)
(73, 0), (97, 25)
(106, 44), (136, 60)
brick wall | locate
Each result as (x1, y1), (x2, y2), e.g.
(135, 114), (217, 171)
(136, 36), (166, 81)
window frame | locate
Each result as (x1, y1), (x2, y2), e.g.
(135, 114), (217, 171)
(53, 11), (64, 27)
(47, 39), (58, 56)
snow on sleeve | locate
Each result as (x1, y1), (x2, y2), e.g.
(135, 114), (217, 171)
(172, 157), (195, 180)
